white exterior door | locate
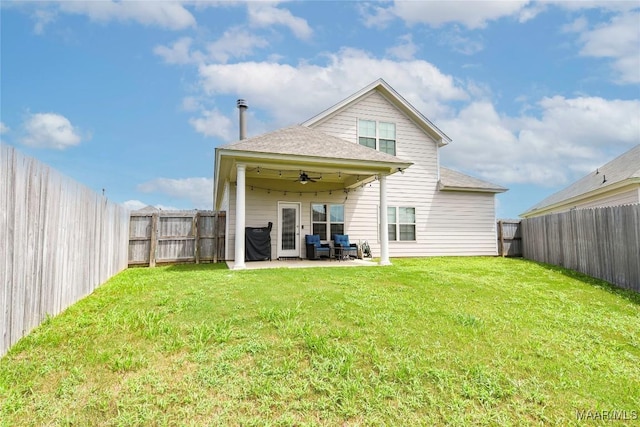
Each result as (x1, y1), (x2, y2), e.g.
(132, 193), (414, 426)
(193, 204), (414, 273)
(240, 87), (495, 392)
(277, 202), (301, 258)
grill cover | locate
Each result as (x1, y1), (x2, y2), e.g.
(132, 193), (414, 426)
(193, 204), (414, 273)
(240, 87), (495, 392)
(245, 222), (272, 261)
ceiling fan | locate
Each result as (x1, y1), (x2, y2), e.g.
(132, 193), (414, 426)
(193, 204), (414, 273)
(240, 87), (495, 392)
(295, 171), (321, 184)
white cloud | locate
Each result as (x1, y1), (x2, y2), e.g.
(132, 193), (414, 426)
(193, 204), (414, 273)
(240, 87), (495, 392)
(386, 34), (418, 60)
(21, 113), (83, 150)
(154, 37), (203, 65)
(552, 1), (639, 13)
(137, 177), (213, 209)
(206, 27), (270, 63)
(439, 96), (640, 186)
(155, 28), (270, 66)
(358, 2), (397, 28)
(181, 96), (202, 112)
(561, 16), (589, 34)
(32, 8), (57, 34)
(372, 0), (532, 29)
(247, 2), (312, 39)
(57, 1), (196, 30)
(197, 48), (468, 126)
(189, 109), (234, 140)
(438, 27), (484, 55)
(576, 11), (640, 84)
(0, 122), (9, 134)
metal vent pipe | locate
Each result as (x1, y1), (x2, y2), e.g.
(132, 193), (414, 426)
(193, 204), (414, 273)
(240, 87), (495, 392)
(237, 99), (248, 140)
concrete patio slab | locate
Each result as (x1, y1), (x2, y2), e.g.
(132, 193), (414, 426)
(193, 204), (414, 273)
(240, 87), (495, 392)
(226, 258), (377, 270)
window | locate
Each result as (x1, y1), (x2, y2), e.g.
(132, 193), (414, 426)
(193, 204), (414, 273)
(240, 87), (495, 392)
(379, 122), (396, 155)
(358, 120), (376, 149)
(388, 207), (415, 241)
(312, 204), (344, 240)
(358, 119), (396, 155)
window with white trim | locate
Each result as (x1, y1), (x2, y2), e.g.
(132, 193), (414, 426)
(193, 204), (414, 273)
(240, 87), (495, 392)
(312, 204), (344, 241)
(358, 119), (396, 155)
(388, 206), (415, 241)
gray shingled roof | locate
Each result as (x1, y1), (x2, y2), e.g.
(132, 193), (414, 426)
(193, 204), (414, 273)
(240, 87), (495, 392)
(439, 167), (507, 193)
(220, 125), (411, 165)
(522, 144), (640, 215)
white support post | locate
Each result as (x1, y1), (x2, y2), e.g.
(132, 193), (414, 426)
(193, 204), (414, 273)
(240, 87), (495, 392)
(379, 174), (391, 266)
(234, 163), (246, 269)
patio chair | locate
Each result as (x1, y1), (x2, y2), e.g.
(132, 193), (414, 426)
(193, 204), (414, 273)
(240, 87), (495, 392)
(333, 234), (358, 260)
(305, 234), (331, 260)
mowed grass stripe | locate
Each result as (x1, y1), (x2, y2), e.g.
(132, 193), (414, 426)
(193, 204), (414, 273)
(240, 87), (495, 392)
(1, 257), (638, 426)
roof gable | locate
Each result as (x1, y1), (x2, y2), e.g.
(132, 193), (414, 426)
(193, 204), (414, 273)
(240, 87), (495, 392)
(302, 78), (451, 147)
(522, 144), (640, 216)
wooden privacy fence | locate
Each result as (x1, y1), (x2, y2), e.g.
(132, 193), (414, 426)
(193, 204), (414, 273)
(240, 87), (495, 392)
(522, 204), (640, 292)
(1, 145), (130, 357)
(497, 220), (522, 257)
(128, 211), (226, 266)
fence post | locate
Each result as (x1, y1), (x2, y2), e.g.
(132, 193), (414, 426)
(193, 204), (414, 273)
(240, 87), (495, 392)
(149, 213), (158, 267)
(498, 220), (504, 257)
(213, 211), (219, 263)
(194, 212), (200, 264)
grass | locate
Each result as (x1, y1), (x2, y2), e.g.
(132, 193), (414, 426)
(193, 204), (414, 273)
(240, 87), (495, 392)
(1, 257), (639, 426)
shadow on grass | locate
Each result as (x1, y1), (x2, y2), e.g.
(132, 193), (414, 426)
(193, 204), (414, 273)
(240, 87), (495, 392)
(519, 258), (640, 305)
(163, 262), (229, 272)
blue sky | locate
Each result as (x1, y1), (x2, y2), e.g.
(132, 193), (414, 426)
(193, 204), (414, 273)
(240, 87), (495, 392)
(1, 1), (639, 218)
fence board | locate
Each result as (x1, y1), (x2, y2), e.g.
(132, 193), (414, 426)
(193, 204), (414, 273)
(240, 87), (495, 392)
(128, 211), (226, 266)
(522, 204), (640, 292)
(1, 145), (130, 357)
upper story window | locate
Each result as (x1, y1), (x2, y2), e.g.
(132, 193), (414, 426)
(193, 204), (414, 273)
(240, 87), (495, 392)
(358, 119), (396, 155)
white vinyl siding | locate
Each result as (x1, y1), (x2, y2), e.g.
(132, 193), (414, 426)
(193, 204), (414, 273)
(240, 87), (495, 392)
(309, 90), (499, 257)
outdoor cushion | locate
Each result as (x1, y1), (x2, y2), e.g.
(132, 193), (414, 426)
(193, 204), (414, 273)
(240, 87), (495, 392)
(305, 234), (323, 248)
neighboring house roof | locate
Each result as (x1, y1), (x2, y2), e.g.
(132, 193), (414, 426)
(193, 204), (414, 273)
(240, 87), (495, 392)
(219, 125), (412, 166)
(439, 167), (507, 193)
(135, 205), (160, 212)
(302, 78), (452, 147)
(521, 144), (640, 217)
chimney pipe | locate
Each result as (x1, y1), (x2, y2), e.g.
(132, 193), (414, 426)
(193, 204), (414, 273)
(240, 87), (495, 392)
(237, 99), (248, 140)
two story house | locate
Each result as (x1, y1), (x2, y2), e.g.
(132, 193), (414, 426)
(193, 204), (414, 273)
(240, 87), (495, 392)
(214, 79), (507, 268)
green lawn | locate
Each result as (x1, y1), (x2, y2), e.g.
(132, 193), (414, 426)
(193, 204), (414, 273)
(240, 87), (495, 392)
(1, 257), (639, 426)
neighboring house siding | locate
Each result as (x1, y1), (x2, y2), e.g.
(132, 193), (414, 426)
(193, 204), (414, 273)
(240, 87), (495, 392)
(309, 90), (498, 257)
(527, 185), (640, 217)
(566, 186), (639, 211)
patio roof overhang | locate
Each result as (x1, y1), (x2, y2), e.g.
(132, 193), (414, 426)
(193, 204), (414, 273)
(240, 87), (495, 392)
(214, 126), (413, 210)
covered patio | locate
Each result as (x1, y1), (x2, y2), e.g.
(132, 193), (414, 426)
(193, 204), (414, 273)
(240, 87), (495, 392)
(214, 125), (412, 270)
